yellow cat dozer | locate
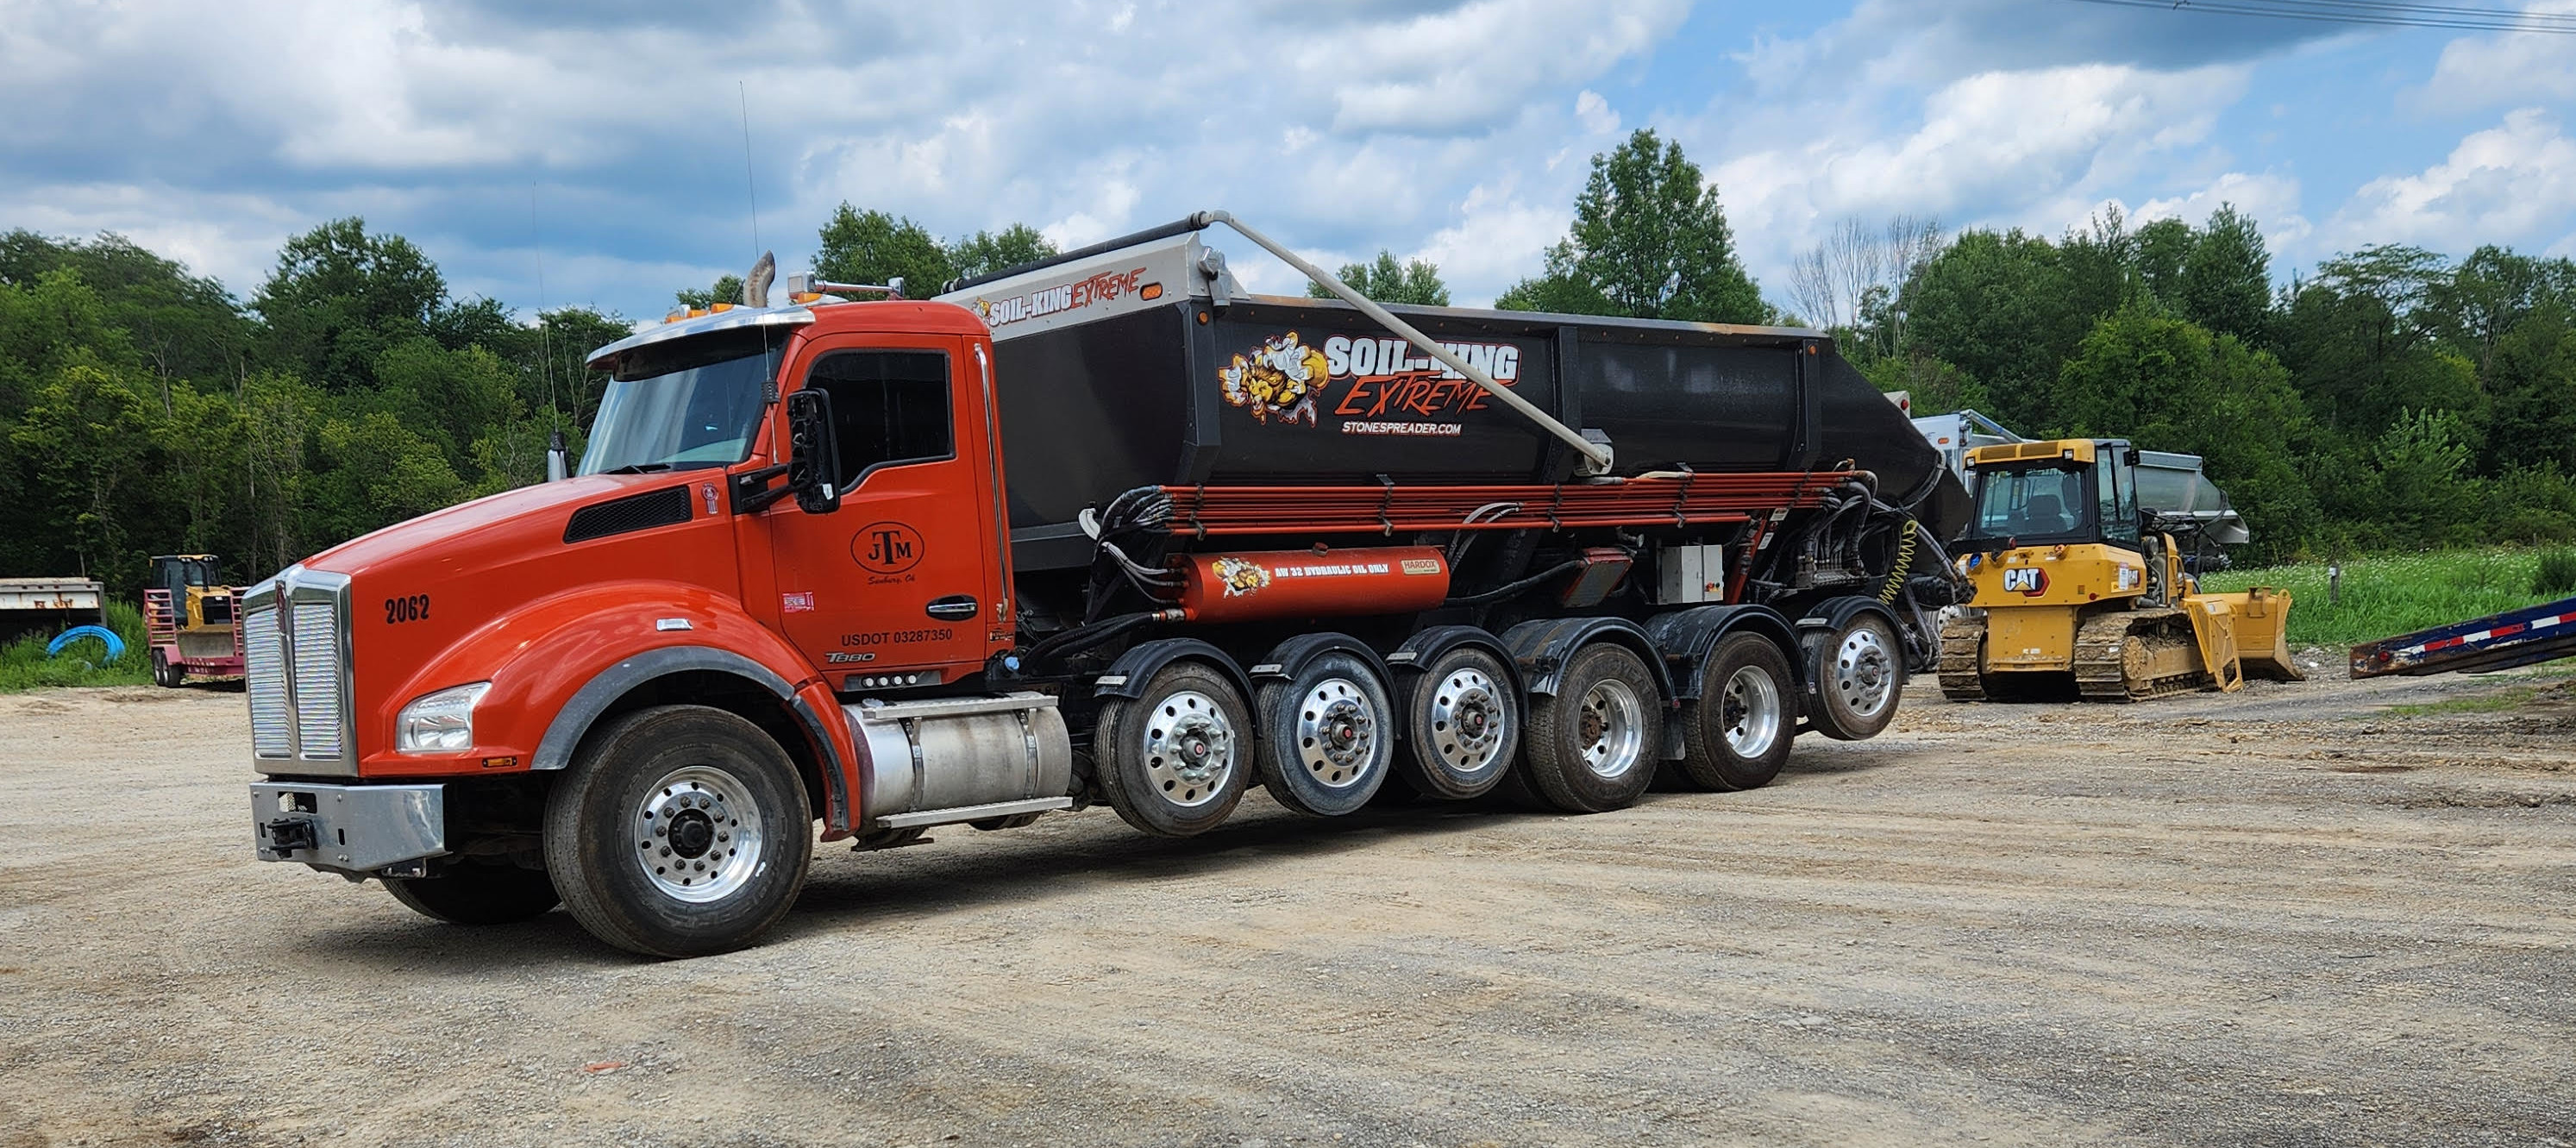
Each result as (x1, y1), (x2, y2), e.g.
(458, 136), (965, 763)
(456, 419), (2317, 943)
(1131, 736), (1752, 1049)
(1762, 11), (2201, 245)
(1937, 439), (2303, 702)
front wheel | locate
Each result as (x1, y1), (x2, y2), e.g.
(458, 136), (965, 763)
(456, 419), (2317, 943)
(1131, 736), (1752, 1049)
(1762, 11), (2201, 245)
(543, 706), (813, 958)
(385, 861), (560, 925)
(1520, 643), (1664, 813)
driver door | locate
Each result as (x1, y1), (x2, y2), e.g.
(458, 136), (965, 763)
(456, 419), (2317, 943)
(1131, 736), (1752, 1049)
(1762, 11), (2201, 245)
(763, 336), (999, 689)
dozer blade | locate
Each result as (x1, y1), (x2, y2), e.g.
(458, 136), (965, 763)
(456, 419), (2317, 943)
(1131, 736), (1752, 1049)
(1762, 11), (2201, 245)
(2198, 587), (2304, 681)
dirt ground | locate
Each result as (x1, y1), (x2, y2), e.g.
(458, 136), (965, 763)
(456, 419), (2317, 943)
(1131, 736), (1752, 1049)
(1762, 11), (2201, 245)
(3, 662), (2574, 1148)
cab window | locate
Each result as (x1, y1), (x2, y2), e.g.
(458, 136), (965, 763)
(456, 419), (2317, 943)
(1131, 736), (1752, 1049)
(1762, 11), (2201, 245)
(1971, 465), (2092, 541)
(801, 350), (954, 487)
(2104, 456), (2140, 543)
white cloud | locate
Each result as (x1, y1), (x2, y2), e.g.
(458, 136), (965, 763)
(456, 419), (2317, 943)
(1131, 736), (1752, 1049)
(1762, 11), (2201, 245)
(2132, 171), (2311, 250)
(2329, 109), (2576, 252)
(1702, 62), (2250, 286)
(2418, 1), (2576, 112)
(1413, 181), (1573, 305)
(0, 0), (1686, 316)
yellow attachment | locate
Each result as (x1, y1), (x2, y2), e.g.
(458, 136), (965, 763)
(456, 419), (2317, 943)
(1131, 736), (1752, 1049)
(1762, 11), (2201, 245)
(1965, 438), (2098, 467)
(2194, 587), (2303, 681)
(2181, 597), (2246, 692)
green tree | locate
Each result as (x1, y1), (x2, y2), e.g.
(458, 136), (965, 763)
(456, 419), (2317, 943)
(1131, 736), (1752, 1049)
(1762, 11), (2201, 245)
(0, 230), (252, 405)
(949, 224), (1059, 281)
(813, 205), (955, 298)
(674, 275), (747, 311)
(2179, 204), (2272, 346)
(2131, 217), (2195, 310)
(2052, 306), (2317, 559)
(11, 362), (161, 582)
(1496, 129), (1766, 323)
(1898, 229), (2086, 430)
(253, 218), (448, 392)
(1308, 250), (1451, 306)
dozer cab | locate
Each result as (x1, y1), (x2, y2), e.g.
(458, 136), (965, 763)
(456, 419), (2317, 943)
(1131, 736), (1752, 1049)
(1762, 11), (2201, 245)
(1936, 438), (2302, 702)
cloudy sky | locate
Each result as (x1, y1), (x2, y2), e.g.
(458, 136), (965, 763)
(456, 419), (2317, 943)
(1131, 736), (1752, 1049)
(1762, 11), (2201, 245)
(3, 0), (2573, 320)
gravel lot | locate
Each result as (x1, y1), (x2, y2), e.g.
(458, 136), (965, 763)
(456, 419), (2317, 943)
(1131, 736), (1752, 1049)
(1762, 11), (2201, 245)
(3, 665), (2573, 1147)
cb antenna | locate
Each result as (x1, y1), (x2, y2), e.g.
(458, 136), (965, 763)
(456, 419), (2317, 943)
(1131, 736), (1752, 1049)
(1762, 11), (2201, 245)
(739, 81), (762, 265)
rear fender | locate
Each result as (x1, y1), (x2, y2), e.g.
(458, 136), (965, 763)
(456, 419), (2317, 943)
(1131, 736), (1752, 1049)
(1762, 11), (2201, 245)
(1500, 617), (1673, 701)
(1641, 605), (1803, 702)
(1790, 597), (1908, 677)
(1246, 632), (1393, 689)
(1094, 638), (1257, 713)
(1384, 625), (1525, 745)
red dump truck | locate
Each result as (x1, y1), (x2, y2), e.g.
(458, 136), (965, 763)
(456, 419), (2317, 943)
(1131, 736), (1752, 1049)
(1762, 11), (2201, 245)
(244, 212), (1967, 957)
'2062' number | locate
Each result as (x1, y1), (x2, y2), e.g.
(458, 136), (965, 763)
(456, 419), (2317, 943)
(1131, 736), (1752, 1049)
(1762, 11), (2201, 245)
(385, 594), (431, 624)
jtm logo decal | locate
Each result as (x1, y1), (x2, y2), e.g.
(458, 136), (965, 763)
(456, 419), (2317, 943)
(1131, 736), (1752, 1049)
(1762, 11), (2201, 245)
(2002, 568), (2047, 595)
(853, 522), (924, 574)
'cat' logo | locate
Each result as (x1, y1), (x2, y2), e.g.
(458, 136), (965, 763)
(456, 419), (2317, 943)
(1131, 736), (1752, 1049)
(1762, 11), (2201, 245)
(2002, 568), (2047, 595)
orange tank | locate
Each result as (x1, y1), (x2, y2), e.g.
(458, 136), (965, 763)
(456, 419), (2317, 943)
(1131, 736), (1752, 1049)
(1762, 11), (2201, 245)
(1175, 546), (1451, 623)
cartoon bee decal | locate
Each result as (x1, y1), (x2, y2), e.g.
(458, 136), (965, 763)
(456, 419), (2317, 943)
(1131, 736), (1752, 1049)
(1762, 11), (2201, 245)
(1213, 555), (1271, 597)
(1218, 331), (1328, 426)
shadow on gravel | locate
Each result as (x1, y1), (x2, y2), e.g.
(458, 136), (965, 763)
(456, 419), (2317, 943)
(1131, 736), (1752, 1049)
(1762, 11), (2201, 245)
(782, 802), (1510, 934)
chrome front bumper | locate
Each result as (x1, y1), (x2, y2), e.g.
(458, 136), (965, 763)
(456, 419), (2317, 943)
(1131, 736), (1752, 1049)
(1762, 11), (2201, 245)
(250, 781), (447, 875)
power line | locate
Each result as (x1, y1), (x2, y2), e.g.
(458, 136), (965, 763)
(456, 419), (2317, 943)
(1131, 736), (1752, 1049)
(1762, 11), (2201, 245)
(2062, 0), (2576, 34)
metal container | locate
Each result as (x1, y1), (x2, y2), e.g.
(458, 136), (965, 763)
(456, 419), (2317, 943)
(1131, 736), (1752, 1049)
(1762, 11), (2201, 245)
(1174, 546), (1451, 623)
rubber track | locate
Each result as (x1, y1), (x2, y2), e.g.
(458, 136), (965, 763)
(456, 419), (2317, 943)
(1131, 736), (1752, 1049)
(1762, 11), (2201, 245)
(1937, 617), (1988, 702)
(2071, 607), (2211, 702)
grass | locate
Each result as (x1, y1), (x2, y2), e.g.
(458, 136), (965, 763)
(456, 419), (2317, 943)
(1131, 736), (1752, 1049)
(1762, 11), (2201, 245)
(2382, 687), (2544, 718)
(0, 600), (153, 693)
(2201, 549), (2572, 649)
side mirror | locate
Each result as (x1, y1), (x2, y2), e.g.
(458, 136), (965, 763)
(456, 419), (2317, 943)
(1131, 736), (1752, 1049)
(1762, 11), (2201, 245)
(784, 389), (843, 515)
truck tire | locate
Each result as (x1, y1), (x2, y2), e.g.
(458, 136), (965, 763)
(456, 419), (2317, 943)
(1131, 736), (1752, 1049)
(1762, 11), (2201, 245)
(384, 861), (560, 925)
(543, 705), (813, 958)
(1520, 643), (1664, 813)
(151, 649), (182, 688)
(1256, 652), (1394, 817)
(1807, 611), (1902, 741)
(1095, 662), (1252, 837)
(1396, 646), (1519, 800)
(1677, 633), (1796, 791)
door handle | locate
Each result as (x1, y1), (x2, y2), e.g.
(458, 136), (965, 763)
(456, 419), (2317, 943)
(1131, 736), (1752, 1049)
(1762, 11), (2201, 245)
(924, 596), (978, 622)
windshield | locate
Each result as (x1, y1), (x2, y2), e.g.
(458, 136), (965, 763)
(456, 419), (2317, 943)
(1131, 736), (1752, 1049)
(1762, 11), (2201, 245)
(1968, 464), (2093, 543)
(579, 329), (784, 475)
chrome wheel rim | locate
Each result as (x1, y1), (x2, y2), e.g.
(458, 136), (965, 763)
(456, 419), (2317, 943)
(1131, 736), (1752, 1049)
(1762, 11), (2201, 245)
(1721, 666), (1783, 759)
(1576, 677), (1645, 780)
(1144, 690), (1236, 807)
(1833, 624), (1896, 719)
(1428, 667), (1507, 775)
(634, 764), (763, 904)
(1294, 677), (1381, 789)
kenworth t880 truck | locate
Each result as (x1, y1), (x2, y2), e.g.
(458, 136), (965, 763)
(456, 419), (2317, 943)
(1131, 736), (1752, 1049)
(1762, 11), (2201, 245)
(244, 212), (1967, 957)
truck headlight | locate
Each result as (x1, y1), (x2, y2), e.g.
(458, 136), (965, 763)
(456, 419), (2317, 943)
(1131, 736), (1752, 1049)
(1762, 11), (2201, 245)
(397, 682), (490, 753)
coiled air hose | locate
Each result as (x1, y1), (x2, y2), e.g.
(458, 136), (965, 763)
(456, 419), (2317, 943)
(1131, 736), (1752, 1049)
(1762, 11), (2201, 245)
(1879, 518), (1919, 605)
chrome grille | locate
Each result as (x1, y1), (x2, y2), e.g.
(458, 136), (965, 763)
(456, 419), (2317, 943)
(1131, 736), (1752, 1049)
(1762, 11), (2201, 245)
(244, 604), (289, 757)
(291, 599), (343, 759)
